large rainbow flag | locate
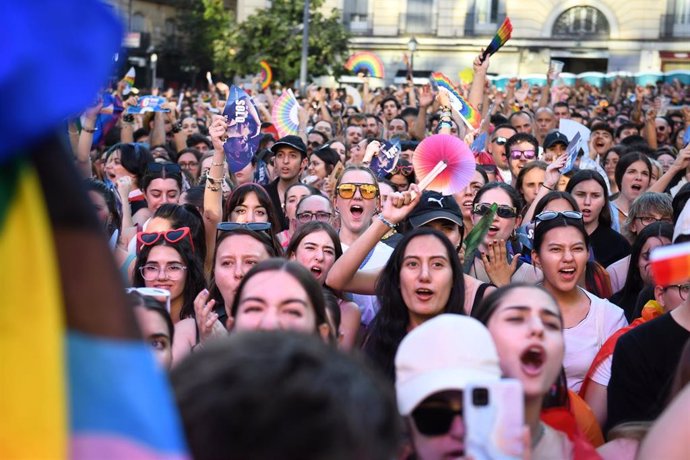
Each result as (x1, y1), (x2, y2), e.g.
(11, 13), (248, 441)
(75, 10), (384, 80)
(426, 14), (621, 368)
(1, 2), (189, 459)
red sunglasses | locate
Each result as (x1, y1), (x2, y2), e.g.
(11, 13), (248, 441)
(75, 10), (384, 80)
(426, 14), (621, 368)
(136, 227), (195, 254)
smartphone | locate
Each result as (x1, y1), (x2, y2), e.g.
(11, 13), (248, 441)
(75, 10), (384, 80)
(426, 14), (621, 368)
(464, 379), (524, 460)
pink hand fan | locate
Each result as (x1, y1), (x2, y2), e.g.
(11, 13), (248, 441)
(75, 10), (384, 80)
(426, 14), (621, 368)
(412, 134), (475, 195)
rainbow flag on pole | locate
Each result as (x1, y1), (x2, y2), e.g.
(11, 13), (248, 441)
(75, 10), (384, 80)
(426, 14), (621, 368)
(430, 72), (482, 129)
(1, 2), (189, 459)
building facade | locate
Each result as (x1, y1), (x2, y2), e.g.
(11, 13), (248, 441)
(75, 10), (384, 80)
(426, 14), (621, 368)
(242, 0), (690, 83)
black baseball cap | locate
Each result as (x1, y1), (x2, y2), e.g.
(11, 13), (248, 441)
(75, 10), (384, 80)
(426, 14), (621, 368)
(408, 191), (463, 228)
(543, 131), (569, 150)
(270, 135), (307, 157)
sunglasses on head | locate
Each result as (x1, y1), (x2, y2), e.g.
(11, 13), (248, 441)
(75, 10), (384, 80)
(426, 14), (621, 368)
(217, 222), (272, 234)
(147, 162), (182, 175)
(137, 227), (194, 254)
(411, 406), (463, 436)
(510, 149), (536, 160)
(336, 182), (379, 200)
(473, 203), (518, 219)
(491, 136), (507, 145)
(534, 211), (583, 225)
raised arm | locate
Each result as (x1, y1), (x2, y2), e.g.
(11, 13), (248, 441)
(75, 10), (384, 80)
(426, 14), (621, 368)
(469, 52), (489, 109)
(523, 153), (567, 223)
(75, 101), (103, 178)
(203, 115), (228, 274)
(325, 186), (420, 293)
(649, 145), (690, 193)
(412, 84), (434, 140)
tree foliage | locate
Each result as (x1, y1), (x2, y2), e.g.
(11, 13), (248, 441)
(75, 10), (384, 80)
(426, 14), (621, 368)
(223, 0), (350, 84)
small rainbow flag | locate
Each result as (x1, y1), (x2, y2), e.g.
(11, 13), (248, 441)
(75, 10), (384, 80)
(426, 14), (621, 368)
(123, 66), (135, 88)
(272, 89), (299, 138)
(430, 72), (481, 129)
(480, 17), (513, 63)
(344, 51), (385, 79)
(259, 60), (272, 90)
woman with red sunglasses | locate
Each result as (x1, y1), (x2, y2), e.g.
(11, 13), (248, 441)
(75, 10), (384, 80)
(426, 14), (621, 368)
(133, 227), (206, 324)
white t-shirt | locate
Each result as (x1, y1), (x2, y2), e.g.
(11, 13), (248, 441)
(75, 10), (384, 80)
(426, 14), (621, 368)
(563, 289), (628, 392)
(606, 255), (630, 294)
(340, 241), (394, 325)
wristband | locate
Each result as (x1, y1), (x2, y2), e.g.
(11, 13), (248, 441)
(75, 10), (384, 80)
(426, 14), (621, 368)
(171, 121), (182, 133)
(541, 184), (554, 191)
(378, 215), (396, 229)
(82, 126), (97, 133)
(211, 161), (225, 167)
(122, 114), (135, 123)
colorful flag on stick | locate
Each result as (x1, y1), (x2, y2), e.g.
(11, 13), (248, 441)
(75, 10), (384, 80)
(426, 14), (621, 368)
(259, 61), (273, 90)
(430, 72), (482, 129)
(123, 67), (136, 88)
(480, 17), (513, 63)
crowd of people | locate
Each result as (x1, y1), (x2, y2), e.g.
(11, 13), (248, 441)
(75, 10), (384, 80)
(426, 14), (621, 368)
(73, 50), (690, 459)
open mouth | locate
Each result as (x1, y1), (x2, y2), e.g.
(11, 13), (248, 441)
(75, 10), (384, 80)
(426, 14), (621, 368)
(487, 225), (499, 235)
(310, 266), (323, 278)
(631, 184), (642, 192)
(350, 204), (364, 218)
(520, 346), (545, 376)
(559, 267), (577, 281)
(415, 288), (434, 300)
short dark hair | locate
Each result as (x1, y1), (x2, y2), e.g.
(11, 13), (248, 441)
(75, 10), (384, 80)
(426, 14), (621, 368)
(505, 132), (539, 154)
(533, 191), (579, 218)
(223, 183), (282, 235)
(104, 143), (154, 187)
(286, 221), (342, 261)
(615, 122), (639, 140)
(171, 331), (401, 460)
(380, 96), (401, 110)
(472, 283), (560, 326)
(186, 134), (212, 149)
(515, 161), (547, 201)
(141, 162), (183, 193)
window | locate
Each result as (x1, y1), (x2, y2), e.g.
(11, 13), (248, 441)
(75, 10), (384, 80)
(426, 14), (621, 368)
(675, 0), (690, 24)
(343, 0), (369, 33)
(406, 0), (437, 35)
(476, 0), (499, 24)
(552, 6), (609, 39)
(165, 18), (176, 36)
(131, 12), (145, 33)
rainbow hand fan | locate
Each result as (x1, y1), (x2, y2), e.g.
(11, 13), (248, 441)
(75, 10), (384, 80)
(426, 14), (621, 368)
(122, 67), (135, 87)
(272, 89), (299, 137)
(412, 134), (475, 195)
(259, 61), (273, 90)
(480, 17), (513, 63)
(344, 51), (385, 78)
(430, 72), (482, 129)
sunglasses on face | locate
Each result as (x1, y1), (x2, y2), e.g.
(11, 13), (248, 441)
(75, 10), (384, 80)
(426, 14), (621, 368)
(411, 406), (463, 436)
(534, 210), (583, 225)
(491, 136), (507, 145)
(147, 162), (182, 175)
(509, 149), (536, 160)
(391, 164), (414, 176)
(336, 182), (379, 200)
(473, 203), (518, 219)
(296, 211), (333, 223)
(137, 227), (195, 254)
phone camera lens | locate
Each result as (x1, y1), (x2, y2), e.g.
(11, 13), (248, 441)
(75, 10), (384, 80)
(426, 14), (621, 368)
(472, 388), (489, 406)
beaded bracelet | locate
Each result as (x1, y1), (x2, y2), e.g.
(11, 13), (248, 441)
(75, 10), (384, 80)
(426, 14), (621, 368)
(378, 215), (396, 229)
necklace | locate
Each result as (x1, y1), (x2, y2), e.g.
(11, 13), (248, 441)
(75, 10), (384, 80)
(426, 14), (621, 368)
(531, 422), (545, 449)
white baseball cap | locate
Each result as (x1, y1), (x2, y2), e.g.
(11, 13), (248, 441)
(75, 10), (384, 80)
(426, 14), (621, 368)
(395, 314), (501, 416)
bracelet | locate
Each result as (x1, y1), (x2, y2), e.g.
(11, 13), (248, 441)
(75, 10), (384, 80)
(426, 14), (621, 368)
(206, 182), (221, 192)
(207, 175), (224, 184)
(438, 121), (452, 131)
(171, 122), (182, 133)
(439, 105), (450, 112)
(122, 114), (135, 123)
(211, 161), (225, 167)
(541, 184), (554, 191)
(82, 126), (97, 133)
(378, 215), (396, 229)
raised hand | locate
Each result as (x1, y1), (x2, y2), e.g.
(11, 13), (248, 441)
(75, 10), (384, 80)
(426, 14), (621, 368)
(418, 84), (435, 108)
(209, 114), (228, 147)
(194, 289), (222, 343)
(382, 184), (421, 225)
(481, 239), (518, 287)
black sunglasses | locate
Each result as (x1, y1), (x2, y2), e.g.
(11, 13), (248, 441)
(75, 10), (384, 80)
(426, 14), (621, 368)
(217, 222), (272, 233)
(147, 162), (182, 175)
(473, 203), (518, 219)
(534, 211), (583, 225)
(411, 406), (463, 436)
(491, 136), (507, 145)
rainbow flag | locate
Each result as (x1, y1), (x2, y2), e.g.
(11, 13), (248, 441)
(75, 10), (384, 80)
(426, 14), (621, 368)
(480, 17), (513, 62)
(259, 60), (273, 90)
(430, 72), (482, 129)
(1, 2), (189, 459)
(123, 66), (136, 88)
(344, 51), (385, 78)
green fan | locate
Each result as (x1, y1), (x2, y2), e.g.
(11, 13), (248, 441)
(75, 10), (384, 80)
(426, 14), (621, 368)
(463, 203), (498, 273)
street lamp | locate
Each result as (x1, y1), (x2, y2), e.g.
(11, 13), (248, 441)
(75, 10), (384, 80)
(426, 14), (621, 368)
(150, 53), (158, 90)
(407, 37), (418, 76)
